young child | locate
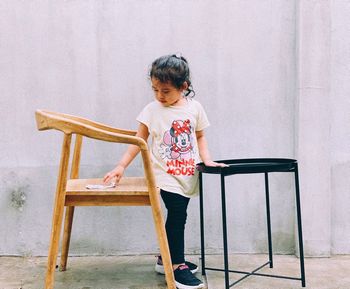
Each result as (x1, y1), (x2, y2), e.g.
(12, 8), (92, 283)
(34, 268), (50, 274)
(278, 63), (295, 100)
(103, 54), (226, 289)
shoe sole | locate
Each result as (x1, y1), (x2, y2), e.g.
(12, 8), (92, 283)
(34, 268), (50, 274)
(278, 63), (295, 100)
(155, 263), (198, 275)
(175, 281), (204, 289)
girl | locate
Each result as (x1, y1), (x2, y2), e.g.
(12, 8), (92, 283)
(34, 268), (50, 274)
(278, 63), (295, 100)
(104, 54), (226, 289)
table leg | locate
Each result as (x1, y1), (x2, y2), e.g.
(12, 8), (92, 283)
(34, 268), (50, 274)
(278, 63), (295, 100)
(220, 174), (230, 289)
(199, 173), (206, 276)
(294, 164), (306, 287)
(264, 172), (273, 268)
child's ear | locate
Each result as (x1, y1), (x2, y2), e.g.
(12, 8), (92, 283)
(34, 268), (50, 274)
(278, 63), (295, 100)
(181, 81), (189, 91)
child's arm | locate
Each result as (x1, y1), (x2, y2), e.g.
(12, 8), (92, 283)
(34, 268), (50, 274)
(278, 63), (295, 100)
(103, 123), (149, 184)
(196, 130), (228, 167)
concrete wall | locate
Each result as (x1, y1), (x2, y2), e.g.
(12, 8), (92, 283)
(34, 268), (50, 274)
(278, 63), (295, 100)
(296, 0), (350, 256)
(330, 0), (350, 254)
(297, 0), (332, 257)
(0, 0), (349, 257)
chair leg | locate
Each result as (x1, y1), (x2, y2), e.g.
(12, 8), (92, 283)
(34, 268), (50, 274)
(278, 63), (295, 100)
(45, 134), (71, 289)
(155, 219), (175, 289)
(45, 196), (67, 289)
(60, 206), (75, 271)
(150, 201), (176, 289)
(140, 150), (175, 288)
(60, 134), (81, 271)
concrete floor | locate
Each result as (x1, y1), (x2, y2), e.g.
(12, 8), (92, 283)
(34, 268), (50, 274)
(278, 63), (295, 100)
(0, 254), (349, 289)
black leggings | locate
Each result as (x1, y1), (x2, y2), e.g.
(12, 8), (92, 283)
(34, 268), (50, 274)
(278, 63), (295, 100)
(160, 189), (190, 264)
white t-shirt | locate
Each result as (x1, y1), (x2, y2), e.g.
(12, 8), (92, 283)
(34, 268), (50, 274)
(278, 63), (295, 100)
(137, 98), (210, 198)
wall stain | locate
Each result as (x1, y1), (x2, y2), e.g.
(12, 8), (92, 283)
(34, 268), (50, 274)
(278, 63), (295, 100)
(2, 171), (30, 212)
(10, 186), (28, 211)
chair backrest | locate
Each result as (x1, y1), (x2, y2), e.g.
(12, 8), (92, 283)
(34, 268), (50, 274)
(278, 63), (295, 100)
(35, 109), (158, 199)
(36, 109), (141, 143)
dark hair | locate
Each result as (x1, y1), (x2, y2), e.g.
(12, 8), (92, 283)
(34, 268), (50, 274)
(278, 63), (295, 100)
(149, 54), (195, 97)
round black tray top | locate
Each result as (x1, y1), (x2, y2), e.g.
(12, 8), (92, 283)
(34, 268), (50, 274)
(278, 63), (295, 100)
(196, 158), (297, 175)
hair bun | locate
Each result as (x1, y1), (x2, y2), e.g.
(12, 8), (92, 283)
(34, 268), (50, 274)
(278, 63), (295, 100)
(172, 53), (187, 63)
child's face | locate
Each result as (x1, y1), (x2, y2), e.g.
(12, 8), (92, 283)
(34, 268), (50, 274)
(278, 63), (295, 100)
(151, 78), (186, 107)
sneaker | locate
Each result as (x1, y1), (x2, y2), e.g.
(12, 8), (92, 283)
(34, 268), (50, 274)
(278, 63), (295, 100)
(155, 256), (198, 274)
(174, 265), (204, 289)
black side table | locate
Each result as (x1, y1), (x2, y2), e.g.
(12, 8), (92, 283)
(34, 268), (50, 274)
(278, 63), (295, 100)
(197, 158), (306, 288)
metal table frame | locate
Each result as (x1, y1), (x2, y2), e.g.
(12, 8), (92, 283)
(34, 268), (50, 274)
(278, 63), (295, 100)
(197, 158), (306, 288)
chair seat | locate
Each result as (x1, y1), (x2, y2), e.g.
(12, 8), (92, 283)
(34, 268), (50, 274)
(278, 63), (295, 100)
(65, 177), (152, 206)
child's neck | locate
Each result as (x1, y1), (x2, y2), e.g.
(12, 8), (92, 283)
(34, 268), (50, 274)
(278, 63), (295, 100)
(171, 97), (186, 107)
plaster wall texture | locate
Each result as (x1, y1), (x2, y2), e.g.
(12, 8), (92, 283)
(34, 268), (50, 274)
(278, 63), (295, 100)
(329, 0), (350, 254)
(297, 0), (332, 256)
(0, 0), (348, 257)
(296, 0), (350, 256)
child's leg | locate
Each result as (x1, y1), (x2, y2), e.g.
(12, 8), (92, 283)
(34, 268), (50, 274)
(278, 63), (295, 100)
(160, 189), (190, 266)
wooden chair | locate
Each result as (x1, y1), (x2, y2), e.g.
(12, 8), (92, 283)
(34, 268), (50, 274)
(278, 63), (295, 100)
(35, 109), (176, 289)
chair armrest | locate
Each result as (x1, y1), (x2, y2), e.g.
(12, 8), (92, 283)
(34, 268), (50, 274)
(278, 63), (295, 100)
(35, 110), (147, 150)
(37, 110), (136, 136)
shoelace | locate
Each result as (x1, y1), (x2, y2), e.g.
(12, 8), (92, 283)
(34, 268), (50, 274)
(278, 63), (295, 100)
(177, 265), (189, 271)
(175, 265), (195, 279)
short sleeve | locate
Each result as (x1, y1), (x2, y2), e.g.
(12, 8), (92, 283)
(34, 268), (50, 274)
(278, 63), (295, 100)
(136, 102), (153, 132)
(195, 101), (210, 131)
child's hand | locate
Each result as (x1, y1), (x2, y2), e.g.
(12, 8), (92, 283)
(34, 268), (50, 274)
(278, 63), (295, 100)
(204, 160), (229, 167)
(103, 165), (125, 185)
